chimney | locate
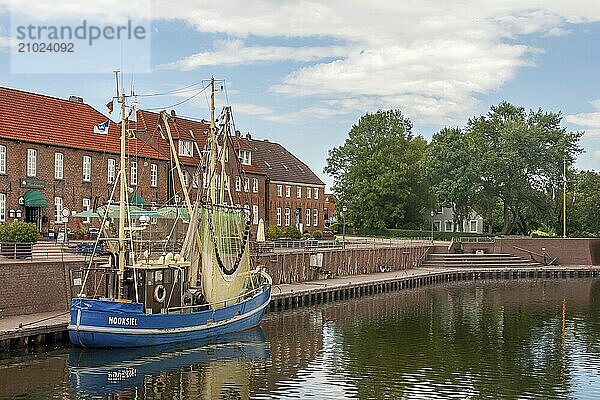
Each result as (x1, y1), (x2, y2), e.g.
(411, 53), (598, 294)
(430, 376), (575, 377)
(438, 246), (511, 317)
(246, 132), (252, 140)
(68, 95), (84, 103)
(235, 130), (241, 137)
(170, 110), (176, 117)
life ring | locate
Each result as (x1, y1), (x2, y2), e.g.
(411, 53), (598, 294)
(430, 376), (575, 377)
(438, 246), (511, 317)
(154, 284), (166, 303)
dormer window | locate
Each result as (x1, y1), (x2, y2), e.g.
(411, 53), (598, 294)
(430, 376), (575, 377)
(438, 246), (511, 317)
(179, 139), (194, 157)
(239, 149), (251, 166)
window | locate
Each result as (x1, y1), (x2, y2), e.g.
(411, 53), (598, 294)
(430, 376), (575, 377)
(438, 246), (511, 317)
(0, 193), (5, 222)
(470, 220), (478, 232)
(314, 188), (319, 199)
(285, 207), (290, 226)
(306, 209), (311, 227)
(192, 172), (199, 189)
(297, 187), (302, 198)
(183, 170), (189, 188)
(253, 205), (259, 225)
(444, 220), (453, 232)
(235, 176), (241, 192)
(306, 187), (312, 199)
(107, 159), (116, 184)
(239, 149), (251, 165)
(277, 185), (282, 197)
(178, 139), (193, 157)
(54, 152), (64, 179)
(27, 148), (36, 177)
(203, 172), (209, 188)
(286, 186), (291, 198)
(0, 145), (5, 174)
(224, 174), (230, 191)
(131, 161), (137, 186)
(252, 178), (258, 193)
(150, 163), (158, 187)
(276, 207), (282, 226)
(434, 220), (441, 232)
(82, 155), (91, 181)
(54, 197), (63, 223)
(313, 208), (318, 227)
(244, 177), (250, 192)
(82, 198), (91, 224)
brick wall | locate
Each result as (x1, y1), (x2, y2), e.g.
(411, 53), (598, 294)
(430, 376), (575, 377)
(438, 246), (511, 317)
(493, 238), (600, 265)
(266, 182), (326, 233)
(0, 260), (81, 317)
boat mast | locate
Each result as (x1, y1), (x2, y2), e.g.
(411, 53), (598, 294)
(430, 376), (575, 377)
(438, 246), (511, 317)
(117, 90), (127, 299)
(209, 78), (217, 204)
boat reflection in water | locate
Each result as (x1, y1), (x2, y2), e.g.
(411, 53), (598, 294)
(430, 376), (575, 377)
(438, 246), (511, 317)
(68, 327), (269, 399)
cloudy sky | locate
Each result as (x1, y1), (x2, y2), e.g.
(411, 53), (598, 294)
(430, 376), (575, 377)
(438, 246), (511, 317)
(1, 0), (600, 188)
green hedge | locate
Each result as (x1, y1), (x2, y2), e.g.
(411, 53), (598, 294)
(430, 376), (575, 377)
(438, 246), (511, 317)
(355, 227), (489, 241)
(0, 221), (40, 243)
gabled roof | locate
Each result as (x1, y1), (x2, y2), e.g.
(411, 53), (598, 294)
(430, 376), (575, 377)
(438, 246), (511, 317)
(243, 137), (324, 186)
(0, 86), (164, 160)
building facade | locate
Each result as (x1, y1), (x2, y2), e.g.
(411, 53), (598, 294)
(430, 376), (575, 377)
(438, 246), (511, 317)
(0, 87), (323, 237)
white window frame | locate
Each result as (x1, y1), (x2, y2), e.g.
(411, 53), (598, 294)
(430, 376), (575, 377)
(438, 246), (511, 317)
(150, 163), (158, 187)
(27, 148), (37, 177)
(244, 177), (250, 192)
(434, 220), (441, 232)
(183, 170), (190, 188)
(0, 145), (5, 174)
(235, 176), (241, 192)
(82, 155), (91, 182)
(297, 187), (301, 198)
(239, 149), (251, 165)
(252, 178), (258, 193)
(54, 197), (63, 223)
(82, 198), (91, 224)
(306, 208), (311, 227)
(314, 188), (319, 200)
(313, 208), (318, 227)
(306, 187), (312, 199)
(285, 207), (290, 226)
(286, 185), (291, 198)
(253, 204), (259, 225)
(203, 172), (209, 189)
(178, 139), (193, 157)
(192, 172), (199, 189)
(470, 220), (478, 233)
(107, 158), (116, 184)
(224, 174), (230, 191)
(131, 161), (138, 186)
(277, 184), (282, 197)
(276, 207), (282, 226)
(54, 152), (64, 180)
(0, 193), (5, 222)
(444, 220), (453, 232)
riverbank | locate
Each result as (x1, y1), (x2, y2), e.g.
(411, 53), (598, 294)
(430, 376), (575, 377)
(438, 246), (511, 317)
(2, 264), (600, 352)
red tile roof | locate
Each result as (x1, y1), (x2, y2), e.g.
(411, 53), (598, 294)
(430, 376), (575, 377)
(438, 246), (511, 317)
(0, 86), (165, 160)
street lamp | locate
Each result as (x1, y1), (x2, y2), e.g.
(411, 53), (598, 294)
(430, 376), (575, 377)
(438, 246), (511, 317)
(430, 210), (434, 244)
(342, 206), (347, 249)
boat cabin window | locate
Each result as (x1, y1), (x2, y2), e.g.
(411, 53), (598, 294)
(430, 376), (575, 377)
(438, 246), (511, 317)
(146, 270), (154, 285)
(154, 270), (164, 283)
(164, 269), (173, 284)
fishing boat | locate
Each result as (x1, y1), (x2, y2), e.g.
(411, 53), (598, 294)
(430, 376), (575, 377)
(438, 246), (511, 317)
(68, 78), (272, 348)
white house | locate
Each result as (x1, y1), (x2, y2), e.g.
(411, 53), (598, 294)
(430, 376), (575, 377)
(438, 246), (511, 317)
(428, 206), (484, 234)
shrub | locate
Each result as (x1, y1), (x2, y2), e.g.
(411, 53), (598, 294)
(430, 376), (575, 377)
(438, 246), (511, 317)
(266, 225), (283, 240)
(355, 227), (489, 241)
(302, 232), (312, 240)
(312, 230), (323, 239)
(284, 226), (302, 239)
(0, 221), (40, 243)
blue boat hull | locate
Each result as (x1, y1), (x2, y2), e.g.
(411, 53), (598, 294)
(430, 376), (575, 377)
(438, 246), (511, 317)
(68, 285), (271, 348)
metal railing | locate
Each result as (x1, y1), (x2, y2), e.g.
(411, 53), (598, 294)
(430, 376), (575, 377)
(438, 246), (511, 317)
(250, 237), (433, 254)
(456, 236), (496, 244)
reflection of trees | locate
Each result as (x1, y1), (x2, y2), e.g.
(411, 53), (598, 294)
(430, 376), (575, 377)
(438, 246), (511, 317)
(327, 279), (597, 399)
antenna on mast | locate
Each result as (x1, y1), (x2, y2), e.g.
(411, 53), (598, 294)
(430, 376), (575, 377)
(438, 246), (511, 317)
(113, 69), (121, 99)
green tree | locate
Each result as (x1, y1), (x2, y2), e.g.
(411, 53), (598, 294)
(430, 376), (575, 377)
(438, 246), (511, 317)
(425, 127), (476, 231)
(569, 170), (600, 236)
(466, 102), (582, 235)
(324, 110), (431, 229)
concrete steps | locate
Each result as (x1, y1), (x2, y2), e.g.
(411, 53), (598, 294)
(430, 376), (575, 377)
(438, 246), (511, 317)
(422, 253), (541, 268)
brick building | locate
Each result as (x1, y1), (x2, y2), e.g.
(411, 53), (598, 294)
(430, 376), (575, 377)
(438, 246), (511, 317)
(0, 87), (324, 237)
(243, 136), (326, 232)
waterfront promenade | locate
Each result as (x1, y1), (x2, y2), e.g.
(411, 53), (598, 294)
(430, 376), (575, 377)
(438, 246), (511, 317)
(2, 263), (600, 350)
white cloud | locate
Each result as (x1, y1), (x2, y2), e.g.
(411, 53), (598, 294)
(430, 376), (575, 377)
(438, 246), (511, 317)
(592, 150), (600, 161)
(566, 100), (600, 137)
(4, 0), (600, 125)
(158, 39), (348, 70)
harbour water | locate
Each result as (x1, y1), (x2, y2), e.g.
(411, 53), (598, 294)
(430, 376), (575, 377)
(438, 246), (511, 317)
(2, 278), (600, 399)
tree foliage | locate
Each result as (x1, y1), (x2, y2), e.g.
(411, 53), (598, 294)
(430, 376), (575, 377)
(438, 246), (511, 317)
(324, 110), (431, 229)
(569, 170), (600, 236)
